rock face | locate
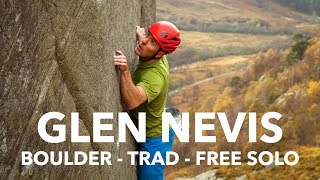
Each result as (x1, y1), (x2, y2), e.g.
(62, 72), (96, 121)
(0, 0), (155, 179)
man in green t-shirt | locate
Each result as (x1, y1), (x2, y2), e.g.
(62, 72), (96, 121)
(113, 21), (181, 180)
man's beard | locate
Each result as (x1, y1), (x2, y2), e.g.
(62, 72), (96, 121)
(139, 49), (161, 62)
(139, 56), (154, 62)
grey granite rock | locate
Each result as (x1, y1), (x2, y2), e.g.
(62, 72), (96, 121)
(0, 0), (155, 179)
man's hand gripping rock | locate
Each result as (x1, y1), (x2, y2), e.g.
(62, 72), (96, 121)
(113, 51), (128, 73)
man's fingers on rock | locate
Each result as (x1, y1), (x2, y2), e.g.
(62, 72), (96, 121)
(114, 61), (127, 66)
(114, 59), (127, 63)
(116, 51), (123, 55)
(114, 55), (126, 59)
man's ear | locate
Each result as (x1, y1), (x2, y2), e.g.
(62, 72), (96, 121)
(155, 51), (166, 59)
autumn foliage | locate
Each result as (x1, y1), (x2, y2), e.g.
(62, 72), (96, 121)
(213, 34), (320, 151)
(168, 34), (320, 175)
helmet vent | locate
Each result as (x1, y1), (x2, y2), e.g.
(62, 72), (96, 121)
(161, 31), (169, 38)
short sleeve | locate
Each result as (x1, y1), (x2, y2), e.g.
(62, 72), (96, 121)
(137, 69), (164, 103)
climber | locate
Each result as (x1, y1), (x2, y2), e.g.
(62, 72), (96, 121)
(113, 21), (181, 180)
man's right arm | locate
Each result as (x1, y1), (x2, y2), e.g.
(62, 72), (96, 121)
(113, 51), (147, 110)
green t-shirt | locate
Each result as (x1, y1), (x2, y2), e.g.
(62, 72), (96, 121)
(131, 55), (169, 138)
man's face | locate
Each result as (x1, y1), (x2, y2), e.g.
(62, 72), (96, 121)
(134, 31), (162, 59)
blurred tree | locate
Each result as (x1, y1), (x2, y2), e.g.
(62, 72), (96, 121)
(307, 80), (320, 98)
(213, 87), (233, 112)
(229, 76), (241, 87)
(286, 33), (309, 66)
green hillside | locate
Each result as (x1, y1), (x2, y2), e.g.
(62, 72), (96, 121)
(168, 31), (291, 67)
(157, 0), (320, 68)
(272, 0), (320, 16)
(157, 0), (320, 35)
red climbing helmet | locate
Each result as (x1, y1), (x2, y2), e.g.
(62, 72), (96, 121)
(148, 21), (181, 54)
